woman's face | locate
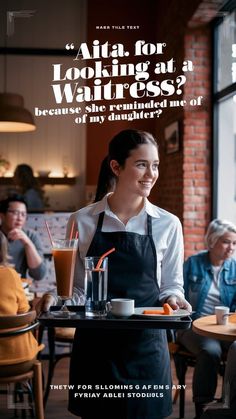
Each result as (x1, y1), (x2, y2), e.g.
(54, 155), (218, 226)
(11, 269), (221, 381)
(111, 143), (159, 198)
(210, 232), (236, 262)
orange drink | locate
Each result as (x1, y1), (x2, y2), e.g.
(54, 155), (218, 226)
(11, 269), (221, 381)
(52, 239), (78, 299)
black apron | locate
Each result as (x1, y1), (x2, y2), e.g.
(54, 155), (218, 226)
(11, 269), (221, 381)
(68, 212), (172, 419)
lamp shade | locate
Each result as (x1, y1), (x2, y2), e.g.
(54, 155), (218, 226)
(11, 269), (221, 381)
(0, 93), (36, 132)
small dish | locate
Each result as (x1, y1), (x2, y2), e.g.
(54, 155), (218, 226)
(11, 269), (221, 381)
(133, 307), (190, 320)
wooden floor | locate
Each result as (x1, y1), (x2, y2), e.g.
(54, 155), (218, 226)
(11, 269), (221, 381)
(0, 355), (223, 419)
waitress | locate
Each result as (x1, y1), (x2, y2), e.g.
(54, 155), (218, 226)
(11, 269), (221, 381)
(40, 129), (191, 419)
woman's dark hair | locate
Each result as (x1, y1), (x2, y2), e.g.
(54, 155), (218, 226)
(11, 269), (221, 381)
(14, 164), (43, 197)
(108, 129), (158, 167)
(94, 129), (158, 202)
(94, 157), (116, 202)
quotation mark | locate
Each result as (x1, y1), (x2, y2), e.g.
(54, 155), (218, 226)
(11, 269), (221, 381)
(65, 43), (74, 50)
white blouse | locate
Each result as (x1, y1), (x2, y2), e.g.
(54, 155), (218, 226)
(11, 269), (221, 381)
(67, 194), (185, 303)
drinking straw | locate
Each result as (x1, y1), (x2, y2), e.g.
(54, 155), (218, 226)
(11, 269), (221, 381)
(95, 247), (116, 270)
(45, 220), (53, 246)
(75, 231), (79, 239)
(69, 221), (75, 241)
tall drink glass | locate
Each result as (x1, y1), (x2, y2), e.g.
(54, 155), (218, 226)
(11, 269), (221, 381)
(52, 238), (78, 316)
(84, 256), (108, 317)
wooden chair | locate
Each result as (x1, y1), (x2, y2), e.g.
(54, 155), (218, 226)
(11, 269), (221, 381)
(169, 341), (226, 419)
(39, 325), (75, 405)
(0, 310), (44, 419)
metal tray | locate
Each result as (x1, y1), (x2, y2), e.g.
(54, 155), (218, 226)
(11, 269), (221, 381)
(38, 306), (192, 330)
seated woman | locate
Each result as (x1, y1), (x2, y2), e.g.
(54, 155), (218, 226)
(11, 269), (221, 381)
(177, 219), (236, 419)
(0, 231), (43, 377)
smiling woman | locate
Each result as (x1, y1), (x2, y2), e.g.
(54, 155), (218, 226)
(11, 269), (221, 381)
(108, 139), (159, 222)
(38, 128), (191, 419)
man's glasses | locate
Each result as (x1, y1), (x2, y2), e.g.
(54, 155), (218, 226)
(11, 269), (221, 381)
(7, 209), (27, 218)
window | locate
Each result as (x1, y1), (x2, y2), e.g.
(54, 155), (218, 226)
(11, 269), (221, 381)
(213, 5), (236, 221)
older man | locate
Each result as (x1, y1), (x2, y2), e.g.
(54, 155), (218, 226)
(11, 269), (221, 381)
(0, 195), (46, 281)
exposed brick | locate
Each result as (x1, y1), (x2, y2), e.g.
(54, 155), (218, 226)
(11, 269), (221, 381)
(156, 11), (212, 257)
(194, 126), (211, 134)
(185, 195), (205, 203)
(195, 242), (206, 250)
(184, 156), (206, 164)
(184, 179), (194, 186)
(183, 163), (196, 171)
(184, 227), (205, 236)
(183, 171), (206, 179)
(195, 187), (209, 195)
(184, 219), (195, 227)
(195, 203), (210, 211)
(183, 211), (198, 219)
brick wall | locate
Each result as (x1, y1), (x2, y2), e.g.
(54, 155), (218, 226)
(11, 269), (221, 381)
(182, 28), (212, 257)
(153, 0), (222, 259)
(85, 0), (221, 259)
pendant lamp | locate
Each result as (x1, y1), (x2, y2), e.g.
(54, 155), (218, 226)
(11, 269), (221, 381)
(0, 7), (36, 133)
(0, 92), (36, 132)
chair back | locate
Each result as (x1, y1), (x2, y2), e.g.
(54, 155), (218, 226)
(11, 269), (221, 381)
(0, 310), (38, 337)
(0, 310), (44, 419)
(0, 310), (36, 329)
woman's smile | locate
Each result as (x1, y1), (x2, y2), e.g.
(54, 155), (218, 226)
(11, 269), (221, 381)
(139, 180), (154, 189)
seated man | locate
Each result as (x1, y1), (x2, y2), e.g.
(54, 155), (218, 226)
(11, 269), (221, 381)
(0, 195), (46, 281)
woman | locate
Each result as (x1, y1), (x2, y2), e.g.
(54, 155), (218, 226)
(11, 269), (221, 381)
(0, 231), (43, 377)
(40, 129), (191, 419)
(177, 219), (236, 419)
(13, 164), (44, 211)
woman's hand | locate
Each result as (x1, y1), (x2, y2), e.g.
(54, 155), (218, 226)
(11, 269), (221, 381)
(166, 295), (192, 312)
(35, 294), (57, 314)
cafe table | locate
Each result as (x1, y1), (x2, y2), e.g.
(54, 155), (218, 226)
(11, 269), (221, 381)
(193, 315), (236, 412)
(193, 314), (236, 342)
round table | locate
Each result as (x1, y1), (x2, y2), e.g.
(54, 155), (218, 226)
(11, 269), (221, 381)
(193, 315), (236, 342)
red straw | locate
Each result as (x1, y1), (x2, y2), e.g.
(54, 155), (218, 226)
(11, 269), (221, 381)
(95, 247), (115, 270)
(69, 221), (75, 241)
(45, 221), (53, 246)
(75, 231), (79, 239)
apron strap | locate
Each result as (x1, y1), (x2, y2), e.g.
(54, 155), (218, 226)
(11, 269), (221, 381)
(96, 212), (105, 232)
(147, 214), (152, 236)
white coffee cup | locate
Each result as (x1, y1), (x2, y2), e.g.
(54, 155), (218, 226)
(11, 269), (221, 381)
(108, 298), (135, 317)
(215, 306), (230, 325)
